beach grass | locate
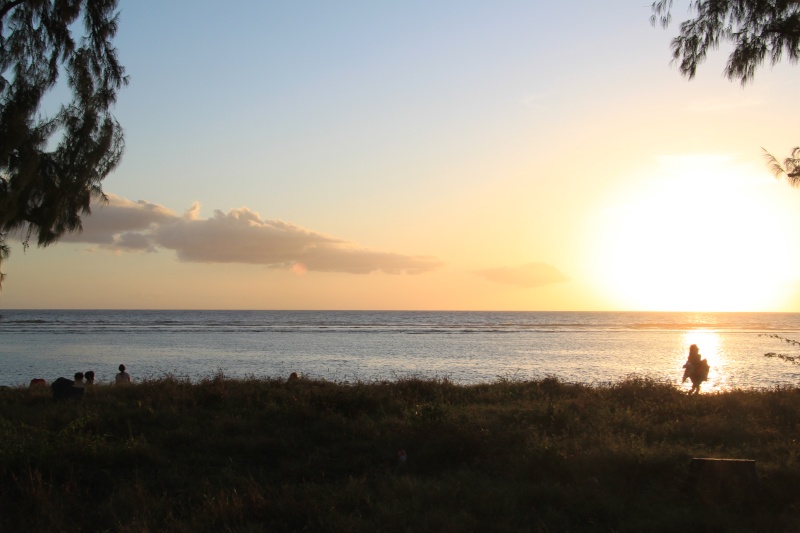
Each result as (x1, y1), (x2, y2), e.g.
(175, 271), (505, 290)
(2, 374), (800, 531)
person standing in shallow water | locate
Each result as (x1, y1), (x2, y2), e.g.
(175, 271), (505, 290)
(682, 344), (710, 394)
(115, 364), (131, 385)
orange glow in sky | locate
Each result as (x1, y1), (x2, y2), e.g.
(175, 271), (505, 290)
(2, 2), (800, 311)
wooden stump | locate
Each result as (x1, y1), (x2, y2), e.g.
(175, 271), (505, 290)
(686, 458), (759, 503)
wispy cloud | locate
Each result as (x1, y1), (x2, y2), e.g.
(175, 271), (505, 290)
(520, 93), (545, 110)
(686, 98), (762, 113)
(475, 262), (569, 288)
(62, 194), (443, 275)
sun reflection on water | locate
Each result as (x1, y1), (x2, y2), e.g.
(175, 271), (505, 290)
(680, 330), (727, 393)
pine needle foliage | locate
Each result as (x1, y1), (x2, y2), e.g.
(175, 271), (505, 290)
(0, 0), (127, 287)
(651, 0), (800, 85)
(764, 145), (800, 185)
(651, 1), (800, 190)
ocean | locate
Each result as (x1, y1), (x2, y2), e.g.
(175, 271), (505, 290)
(2, 310), (800, 391)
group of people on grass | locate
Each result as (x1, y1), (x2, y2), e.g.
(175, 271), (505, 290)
(47, 364), (131, 400)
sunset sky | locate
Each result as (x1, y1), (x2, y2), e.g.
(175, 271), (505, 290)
(3, 1), (800, 311)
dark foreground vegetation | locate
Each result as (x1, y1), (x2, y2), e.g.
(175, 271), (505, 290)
(2, 375), (800, 532)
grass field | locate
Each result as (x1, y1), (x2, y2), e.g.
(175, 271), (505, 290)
(2, 374), (800, 532)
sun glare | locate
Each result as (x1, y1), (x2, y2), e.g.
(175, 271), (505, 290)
(680, 330), (727, 392)
(591, 156), (792, 311)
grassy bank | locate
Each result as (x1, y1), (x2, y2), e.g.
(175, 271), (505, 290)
(2, 375), (800, 532)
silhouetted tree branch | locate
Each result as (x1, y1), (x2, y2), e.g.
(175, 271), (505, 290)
(0, 0), (127, 288)
(651, 0), (800, 85)
(764, 146), (800, 185)
(652, 1), (799, 189)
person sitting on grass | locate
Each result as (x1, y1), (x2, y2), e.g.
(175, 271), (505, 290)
(115, 364), (131, 385)
(51, 373), (85, 401)
(682, 344), (710, 395)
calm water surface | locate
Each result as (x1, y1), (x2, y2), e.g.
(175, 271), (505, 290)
(2, 310), (800, 390)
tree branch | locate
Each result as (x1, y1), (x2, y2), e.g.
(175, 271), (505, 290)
(0, 0), (24, 23)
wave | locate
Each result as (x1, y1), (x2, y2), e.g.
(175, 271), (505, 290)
(2, 310), (800, 334)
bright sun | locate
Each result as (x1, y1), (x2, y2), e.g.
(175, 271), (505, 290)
(591, 155), (793, 312)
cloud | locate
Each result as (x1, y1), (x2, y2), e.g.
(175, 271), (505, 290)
(521, 93), (545, 110)
(68, 194), (443, 275)
(60, 195), (175, 248)
(474, 262), (570, 288)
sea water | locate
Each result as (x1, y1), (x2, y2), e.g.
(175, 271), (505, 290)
(2, 310), (800, 390)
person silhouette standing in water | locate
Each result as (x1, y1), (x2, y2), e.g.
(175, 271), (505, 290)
(682, 344), (710, 394)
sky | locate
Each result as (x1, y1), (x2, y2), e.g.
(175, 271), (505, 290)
(3, 0), (800, 311)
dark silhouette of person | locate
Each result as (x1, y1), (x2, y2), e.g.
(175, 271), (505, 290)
(84, 371), (95, 386)
(51, 372), (85, 401)
(51, 377), (73, 400)
(115, 364), (131, 385)
(682, 344), (710, 394)
(72, 372), (85, 391)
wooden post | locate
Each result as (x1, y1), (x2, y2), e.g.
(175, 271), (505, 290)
(686, 458), (759, 502)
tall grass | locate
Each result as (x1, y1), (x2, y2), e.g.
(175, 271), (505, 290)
(2, 375), (800, 531)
